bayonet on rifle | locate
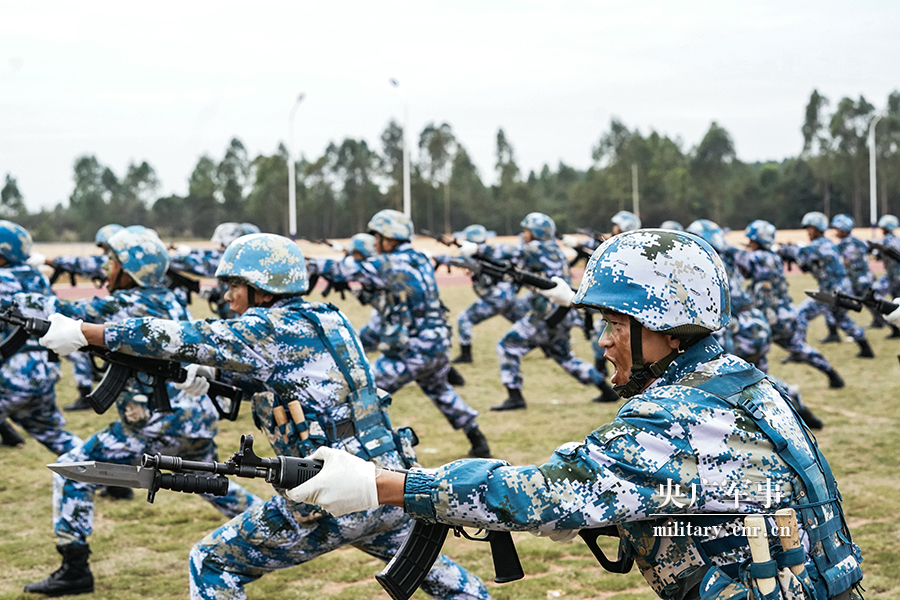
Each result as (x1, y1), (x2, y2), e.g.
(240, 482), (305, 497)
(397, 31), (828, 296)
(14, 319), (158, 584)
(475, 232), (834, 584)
(804, 288), (898, 315)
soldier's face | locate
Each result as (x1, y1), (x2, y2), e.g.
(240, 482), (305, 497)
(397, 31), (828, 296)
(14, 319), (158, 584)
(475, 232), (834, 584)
(522, 229), (534, 243)
(599, 312), (681, 388)
(225, 282), (251, 315)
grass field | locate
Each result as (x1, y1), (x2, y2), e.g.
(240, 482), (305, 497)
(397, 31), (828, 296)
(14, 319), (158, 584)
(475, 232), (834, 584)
(1, 271), (899, 599)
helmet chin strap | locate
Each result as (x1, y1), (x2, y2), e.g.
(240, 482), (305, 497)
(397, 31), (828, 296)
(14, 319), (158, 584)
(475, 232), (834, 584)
(613, 318), (683, 399)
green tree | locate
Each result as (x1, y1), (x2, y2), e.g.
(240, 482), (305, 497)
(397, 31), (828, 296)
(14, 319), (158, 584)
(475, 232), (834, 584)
(829, 96), (875, 224)
(245, 145), (290, 236)
(186, 156), (221, 238)
(329, 139), (382, 234)
(0, 174), (26, 219)
(802, 90), (835, 215)
(419, 122), (456, 233)
(218, 138), (249, 223)
(495, 128), (525, 234)
(380, 120), (405, 211)
(690, 122), (736, 224)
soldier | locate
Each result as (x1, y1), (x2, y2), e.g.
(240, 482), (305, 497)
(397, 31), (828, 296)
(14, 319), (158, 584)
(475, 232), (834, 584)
(829, 214), (896, 337)
(0, 220), (82, 455)
(38, 232), (492, 600)
(344, 232), (383, 352)
(733, 220), (845, 388)
(432, 224), (527, 365)
(779, 212), (874, 358)
(169, 222), (261, 319)
(19, 227), (260, 596)
(315, 210), (491, 458)
(658, 219), (683, 230)
(871, 214), (900, 335)
(491, 213), (617, 410)
(291, 229), (864, 600)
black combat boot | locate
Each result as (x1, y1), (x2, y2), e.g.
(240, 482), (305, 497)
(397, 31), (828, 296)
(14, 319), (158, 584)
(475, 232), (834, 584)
(491, 387), (526, 411)
(856, 339), (875, 358)
(820, 325), (841, 344)
(593, 380), (619, 403)
(452, 345), (472, 364)
(0, 420), (25, 447)
(63, 386), (93, 411)
(795, 405), (824, 430)
(825, 368), (845, 389)
(24, 544), (94, 596)
(465, 427), (491, 458)
(447, 366), (466, 386)
(888, 325), (900, 339)
(595, 357), (609, 378)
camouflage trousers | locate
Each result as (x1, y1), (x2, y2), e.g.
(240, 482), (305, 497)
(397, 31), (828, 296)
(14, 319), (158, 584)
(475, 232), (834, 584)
(456, 294), (527, 346)
(0, 390), (81, 456)
(53, 420), (262, 545)
(66, 351), (94, 389)
(189, 494), (492, 600)
(799, 297), (865, 341)
(358, 308), (382, 353)
(375, 349), (479, 432)
(771, 317), (834, 374)
(732, 308), (772, 371)
(498, 316), (603, 390)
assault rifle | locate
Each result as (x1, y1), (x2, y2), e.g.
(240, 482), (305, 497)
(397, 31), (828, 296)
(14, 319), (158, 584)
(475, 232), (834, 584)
(48, 262), (106, 288)
(568, 228), (606, 267)
(0, 308), (244, 420)
(165, 268), (202, 305)
(804, 288), (898, 315)
(299, 240), (354, 300)
(868, 240), (900, 263)
(48, 434), (527, 600)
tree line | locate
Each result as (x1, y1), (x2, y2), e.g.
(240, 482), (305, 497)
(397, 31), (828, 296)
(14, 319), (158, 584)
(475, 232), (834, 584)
(3, 89), (900, 242)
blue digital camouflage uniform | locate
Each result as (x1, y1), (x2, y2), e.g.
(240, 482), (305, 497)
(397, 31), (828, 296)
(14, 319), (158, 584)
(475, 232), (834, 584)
(733, 247), (837, 376)
(872, 230), (900, 298)
(8, 286), (259, 547)
(835, 235), (875, 296)
(780, 239), (866, 342)
(316, 244), (482, 434)
(0, 265), (81, 455)
(402, 337), (863, 600)
(434, 243), (528, 346)
(169, 247), (230, 317)
(494, 239), (604, 391)
(102, 296), (491, 600)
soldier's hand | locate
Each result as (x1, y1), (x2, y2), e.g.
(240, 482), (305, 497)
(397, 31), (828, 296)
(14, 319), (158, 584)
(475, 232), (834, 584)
(561, 234), (579, 248)
(174, 364), (216, 396)
(26, 252), (46, 268)
(537, 276), (576, 307)
(39, 313), (88, 356)
(885, 299), (900, 326)
(286, 447), (379, 516)
(458, 241), (479, 258)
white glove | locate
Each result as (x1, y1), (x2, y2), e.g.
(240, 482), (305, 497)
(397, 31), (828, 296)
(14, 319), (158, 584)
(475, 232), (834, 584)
(561, 235), (579, 248)
(174, 244), (192, 257)
(331, 242), (345, 253)
(530, 528), (580, 543)
(174, 364), (216, 396)
(537, 276), (576, 307)
(885, 299), (900, 326)
(39, 313), (88, 356)
(26, 252), (47, 268)
(458, 241), (479, 258)
(286, 447), (379, 517)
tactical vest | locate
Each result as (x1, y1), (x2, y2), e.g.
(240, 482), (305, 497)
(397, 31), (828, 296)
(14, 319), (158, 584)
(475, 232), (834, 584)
(621, 365), (862, 600)
(254, 302), (409, 469)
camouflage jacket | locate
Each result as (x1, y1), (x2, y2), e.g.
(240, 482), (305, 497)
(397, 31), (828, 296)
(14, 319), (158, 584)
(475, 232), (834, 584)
(169, 248), (222, 279)
(780, 237), (852, 293)
(835, 235), (874, 291)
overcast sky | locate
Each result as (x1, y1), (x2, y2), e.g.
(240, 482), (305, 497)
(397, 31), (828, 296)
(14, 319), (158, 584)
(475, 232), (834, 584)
(2, 1), (898, 212)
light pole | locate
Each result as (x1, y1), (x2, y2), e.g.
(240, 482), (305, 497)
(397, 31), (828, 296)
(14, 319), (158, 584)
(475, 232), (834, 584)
(287, 92), (305, 240)
(868, 111), (885, 229)
(389, 78), (411, 219)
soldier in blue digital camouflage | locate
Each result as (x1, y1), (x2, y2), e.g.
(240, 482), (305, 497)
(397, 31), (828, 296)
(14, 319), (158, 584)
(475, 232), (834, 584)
(779, 212), (874, 358)
(829, 214), (895, 337)
(733, 220), (845, 389)
(431, 224), (528, 365)
(291, 229), (864, 600)
(17, 227), (261, 597)
(314, 209), (491, 458)
(39, 232), (493, 600)
(169, 222), (261, 319)
(343, 232), (384, 352)
(0, 220), (82, 455)
(489, 212), (618, 409)
(871, 214), (900, 333)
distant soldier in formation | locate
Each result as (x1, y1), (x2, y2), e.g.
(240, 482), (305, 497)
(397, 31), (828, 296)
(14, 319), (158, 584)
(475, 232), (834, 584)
(872, 214), (900, 338)
(779, 211), (874, 358)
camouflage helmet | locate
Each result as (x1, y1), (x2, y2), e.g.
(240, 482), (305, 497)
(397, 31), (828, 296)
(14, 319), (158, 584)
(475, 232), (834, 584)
(367, 209), (414, 241)
(461, 224), (488, 244)
(685, 219), (728, 253)
(215, 233), (309, 295)
(877, 214), (899, 231)
(211, 223), (244, 247)
(519, 212), (556, 241)
(94, 224), (124, 248)
(801, 211), (829, 232)
(659, 220), (684, 231)
(611, 210), (642, 233)
(744, 220), (776, 249)
(348, 233), (377, 259)
(0, 220), (33, 265)
(573, 229), (731, 335)
(106, 227), (170, 288)
(830, 214), (854, 232)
